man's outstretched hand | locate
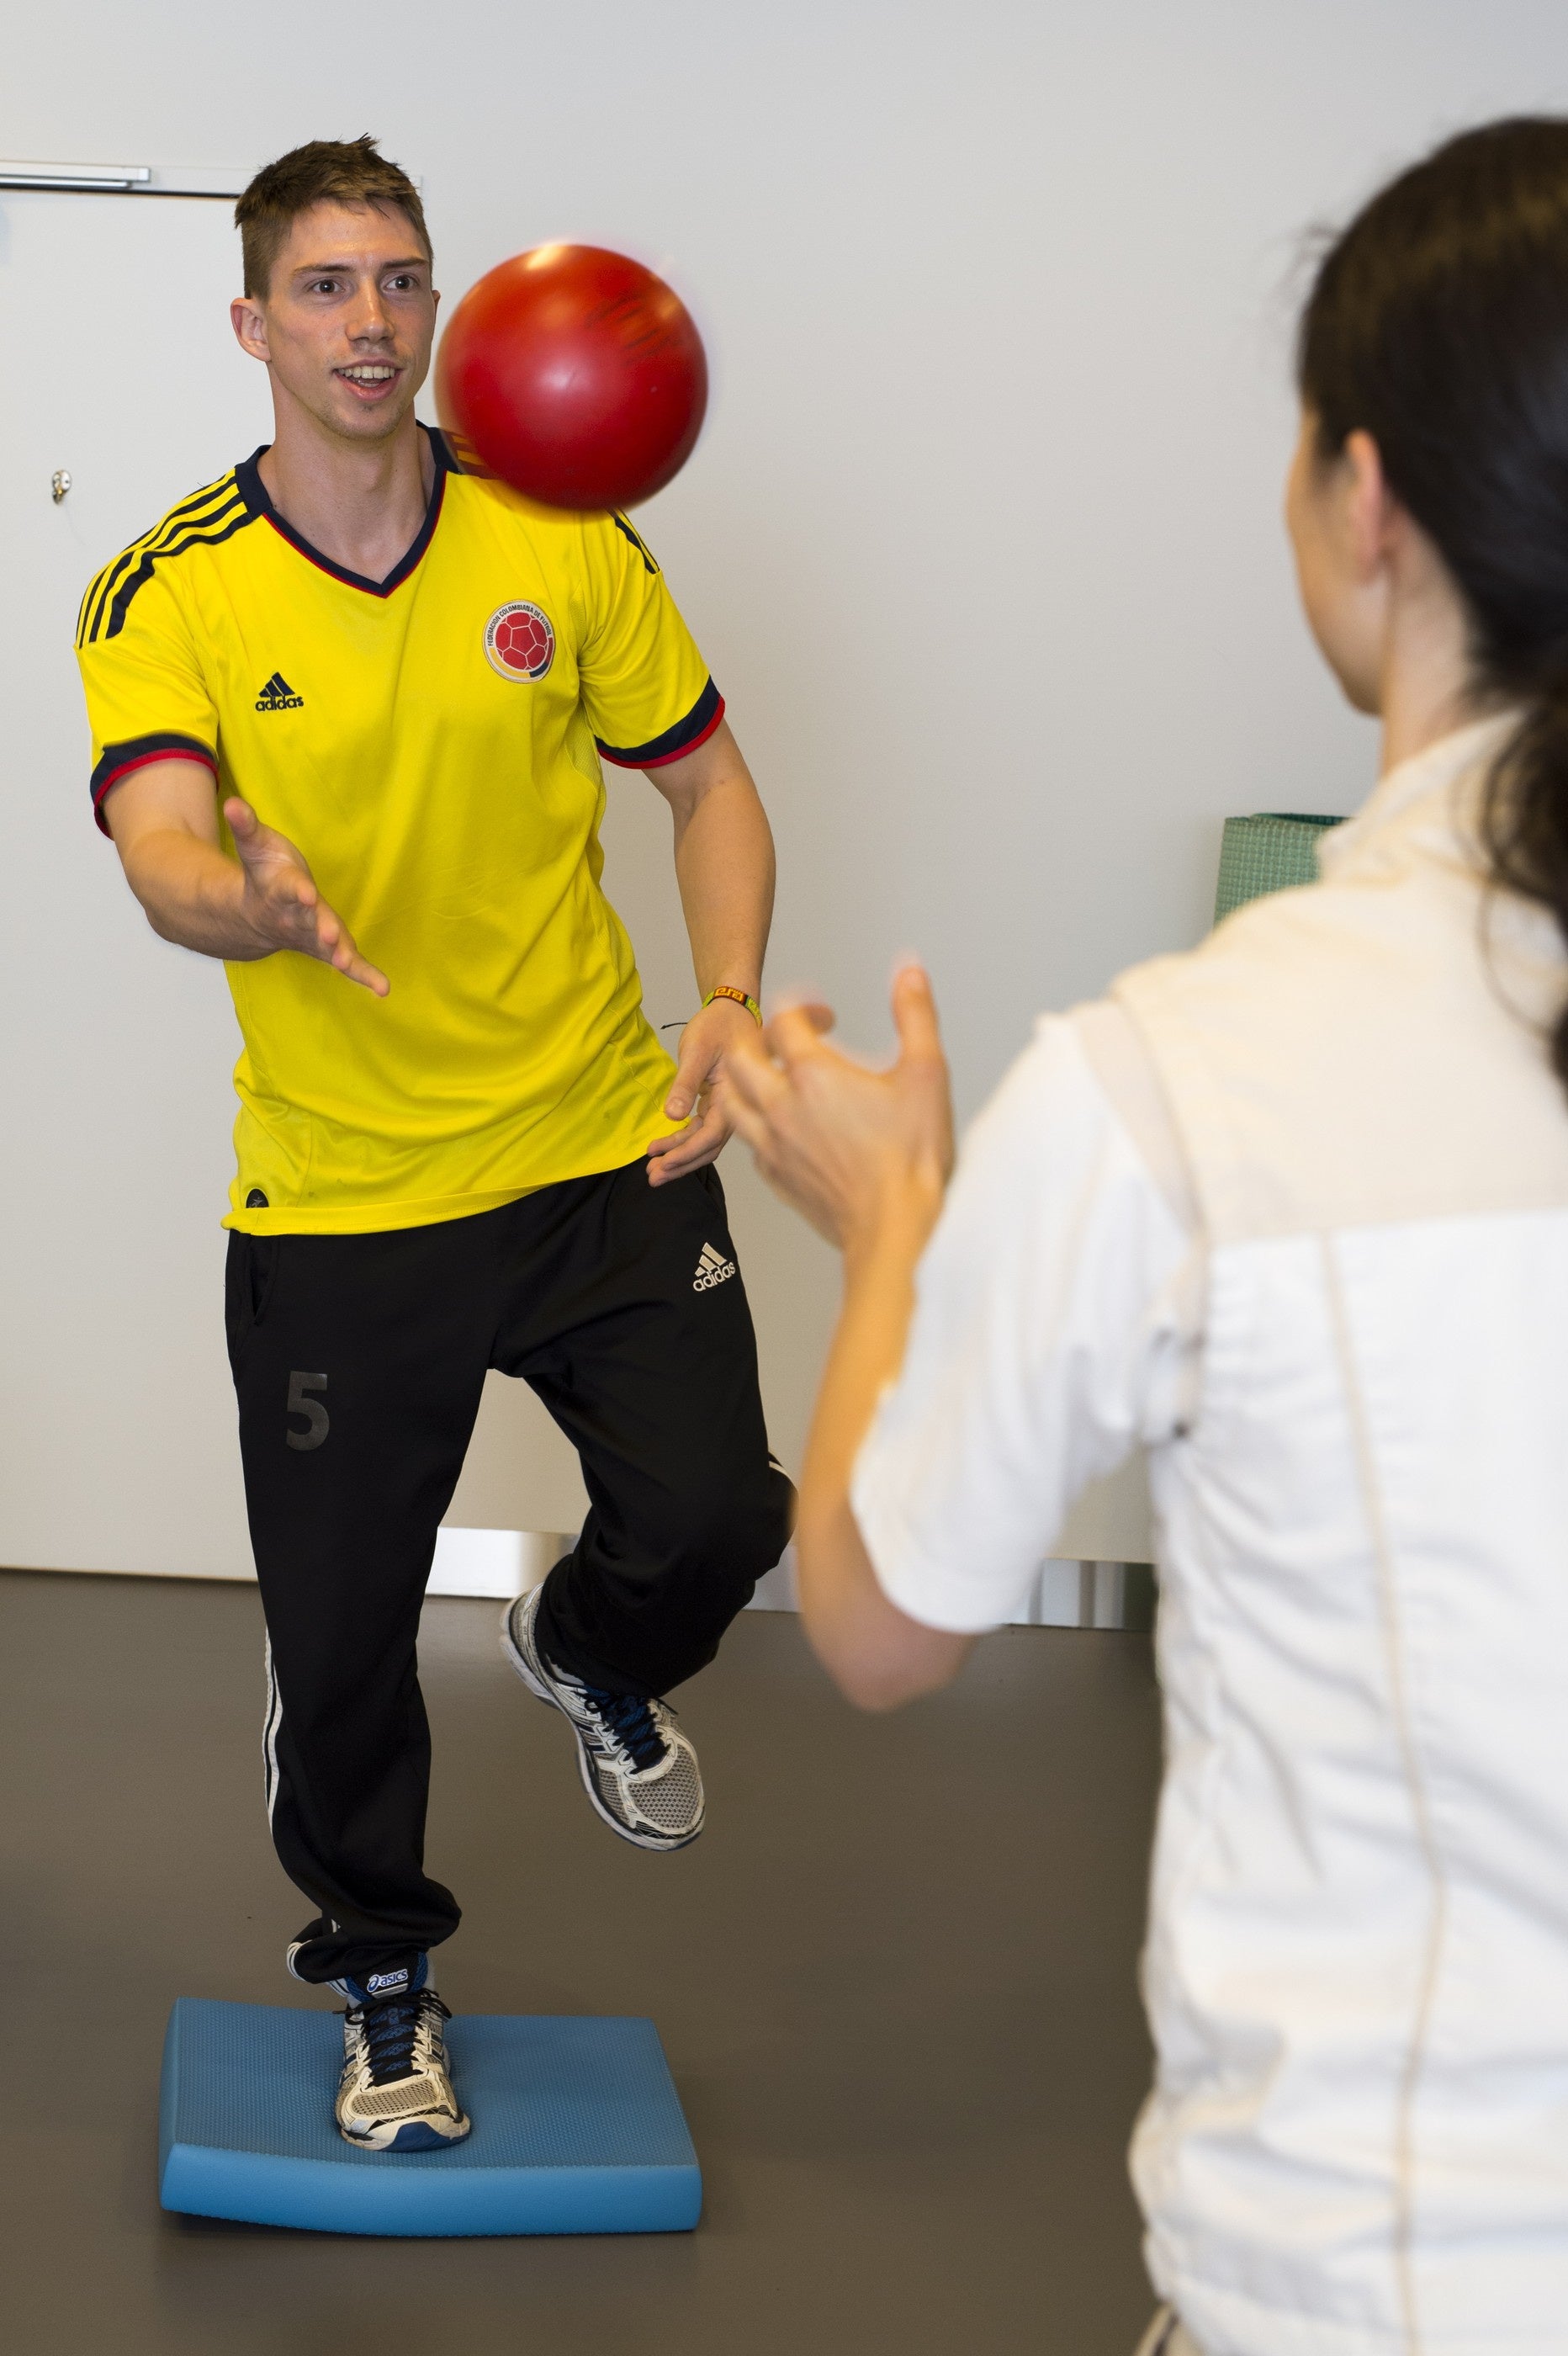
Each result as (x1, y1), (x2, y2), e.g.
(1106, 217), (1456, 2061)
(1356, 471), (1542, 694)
(718, 966), (955, 1254)
(225, 798), (389, 995)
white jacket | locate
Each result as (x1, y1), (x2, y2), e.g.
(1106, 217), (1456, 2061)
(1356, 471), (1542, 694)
(854, 715), (1568, 2355)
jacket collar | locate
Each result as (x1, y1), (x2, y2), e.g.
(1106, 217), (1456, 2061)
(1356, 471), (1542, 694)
(1317, 709), (1522, 882)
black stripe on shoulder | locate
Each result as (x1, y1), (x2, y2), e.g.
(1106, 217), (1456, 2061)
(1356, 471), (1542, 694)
(612, 512), (660, 574)
(596, 677), (723, 770)
(136, 473), (243, 549)
(80, 474), (240, 645)
(78, 473), (243, 648)
(78, 546), (135, 649)
(76, 572), (103, 650)
(86, 489), (246, 646)
(98, 506), (259, 644)
(426, 424), (496, 479)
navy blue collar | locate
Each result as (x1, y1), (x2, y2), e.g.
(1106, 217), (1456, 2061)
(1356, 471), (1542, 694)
(234, 423), (452, 597)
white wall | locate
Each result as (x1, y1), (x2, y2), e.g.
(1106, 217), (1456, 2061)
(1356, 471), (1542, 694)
(5, 2), (1568, 1570)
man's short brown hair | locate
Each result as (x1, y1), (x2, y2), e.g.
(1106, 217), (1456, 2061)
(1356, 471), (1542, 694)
(236, 137), (431, 300)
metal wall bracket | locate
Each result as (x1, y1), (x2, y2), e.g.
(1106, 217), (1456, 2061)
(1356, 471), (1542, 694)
(0, 161), (247, 198)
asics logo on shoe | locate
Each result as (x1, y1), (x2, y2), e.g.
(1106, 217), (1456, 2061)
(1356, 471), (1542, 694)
(365, 1967), (410, 1997)
(255, 671), (304, 711)
(693, 1241), (736, 1292)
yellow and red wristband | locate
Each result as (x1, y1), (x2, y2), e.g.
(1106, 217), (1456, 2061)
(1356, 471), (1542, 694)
(703, 984), (763, 1027)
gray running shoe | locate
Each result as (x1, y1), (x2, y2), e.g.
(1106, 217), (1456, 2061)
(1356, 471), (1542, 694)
(501, 1584), (706, 1851)
(333, 1968), (470, 2153)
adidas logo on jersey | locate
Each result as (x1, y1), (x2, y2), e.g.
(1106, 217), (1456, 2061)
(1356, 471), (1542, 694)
(255, 671), (304, 712)
(693, 1241), (737, 1292)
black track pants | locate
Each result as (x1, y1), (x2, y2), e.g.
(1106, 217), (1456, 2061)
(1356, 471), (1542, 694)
(225, 1159), (794, 1987)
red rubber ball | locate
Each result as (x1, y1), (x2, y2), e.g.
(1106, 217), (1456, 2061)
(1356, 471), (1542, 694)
(436, 244), (708, 512)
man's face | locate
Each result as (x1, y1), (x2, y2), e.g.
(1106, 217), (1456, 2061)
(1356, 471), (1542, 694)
(231, 201), (438, 445)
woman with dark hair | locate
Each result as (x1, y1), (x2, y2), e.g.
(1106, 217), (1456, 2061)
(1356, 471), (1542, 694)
(724, 119), (1568, 2354)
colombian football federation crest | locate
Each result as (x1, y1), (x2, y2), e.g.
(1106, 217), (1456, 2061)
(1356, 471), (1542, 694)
(485, 601), (555, 681)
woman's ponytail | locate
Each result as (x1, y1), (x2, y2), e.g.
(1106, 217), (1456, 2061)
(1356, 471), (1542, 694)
(1484, 670), (1568, 1085)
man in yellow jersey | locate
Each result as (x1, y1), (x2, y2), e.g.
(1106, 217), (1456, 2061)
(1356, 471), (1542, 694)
(76, 139), (792, 2152)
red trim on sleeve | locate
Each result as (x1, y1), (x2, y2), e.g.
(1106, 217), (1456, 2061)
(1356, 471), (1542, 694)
(93, 745), (218, 835)
(598, 697), (726, 772)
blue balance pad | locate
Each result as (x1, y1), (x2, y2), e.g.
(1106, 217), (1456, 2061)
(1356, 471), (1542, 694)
(159, 1999), (702, 2237)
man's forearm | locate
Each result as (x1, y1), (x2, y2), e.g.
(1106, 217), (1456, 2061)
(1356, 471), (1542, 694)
(120, 828), (268, 962)
(670, 772), (775, 997)
(108, 772), (389, 995)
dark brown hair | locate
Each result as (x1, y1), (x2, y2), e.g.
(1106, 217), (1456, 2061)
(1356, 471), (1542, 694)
(1298, 116), (1568, 1087)
(235, 136), (431, 300)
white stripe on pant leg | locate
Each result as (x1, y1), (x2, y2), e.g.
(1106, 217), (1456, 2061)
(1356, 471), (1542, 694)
(262, 1638), (283, 1826)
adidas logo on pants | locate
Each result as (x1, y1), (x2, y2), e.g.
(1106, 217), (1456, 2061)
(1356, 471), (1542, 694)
(693, 1242), (736, 1292)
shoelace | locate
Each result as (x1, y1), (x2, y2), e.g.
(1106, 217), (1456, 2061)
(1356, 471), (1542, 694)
(580, 1685), (670, 1774)
(349, 1987), (451, 2085)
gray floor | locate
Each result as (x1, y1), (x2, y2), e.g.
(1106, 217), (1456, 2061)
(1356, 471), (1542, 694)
(0, 1568), (1162, 2355)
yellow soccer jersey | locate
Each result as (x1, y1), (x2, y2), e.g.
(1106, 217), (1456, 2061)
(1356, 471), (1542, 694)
(77, 427), (725, 1234)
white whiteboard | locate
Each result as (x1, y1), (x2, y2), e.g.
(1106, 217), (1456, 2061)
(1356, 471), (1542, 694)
(0, 180), (1150, 1590)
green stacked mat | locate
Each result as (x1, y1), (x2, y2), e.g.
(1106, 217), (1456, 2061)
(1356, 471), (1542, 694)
(1214, 813), (1342, 926)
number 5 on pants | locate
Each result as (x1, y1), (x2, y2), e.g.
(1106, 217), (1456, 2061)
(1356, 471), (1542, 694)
(286, 1371), (329, 1451)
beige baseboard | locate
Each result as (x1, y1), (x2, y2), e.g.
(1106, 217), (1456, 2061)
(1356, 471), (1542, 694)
(426, 1533), (1155, 1631)
(2, 1532), (1157, 1631)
